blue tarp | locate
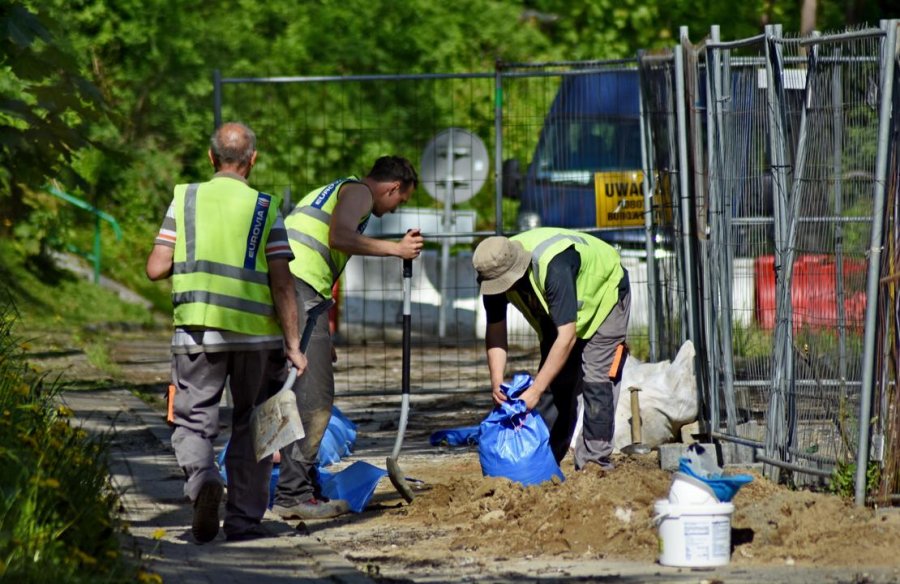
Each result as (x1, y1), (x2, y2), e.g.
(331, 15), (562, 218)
(219, 404), (363, 508)
(429, 425), (480, 447)
(318, 461), (388, 513)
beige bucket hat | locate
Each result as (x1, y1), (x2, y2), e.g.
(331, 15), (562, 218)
(472, 236), (531, 295)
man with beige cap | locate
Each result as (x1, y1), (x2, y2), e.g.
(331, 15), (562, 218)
(472, 227), (630, 470)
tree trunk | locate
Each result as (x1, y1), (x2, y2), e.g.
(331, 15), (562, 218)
(801, 0), (818, 35)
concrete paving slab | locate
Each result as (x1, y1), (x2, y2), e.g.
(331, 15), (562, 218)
(63, 389), (375, 584)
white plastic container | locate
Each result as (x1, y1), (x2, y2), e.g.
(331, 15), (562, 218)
(668, 471), (718, 505)
(653, 499), (734, 567)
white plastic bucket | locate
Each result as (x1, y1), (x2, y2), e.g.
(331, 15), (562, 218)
(668, 472), (718, 505)
(653, 499), (734, 567)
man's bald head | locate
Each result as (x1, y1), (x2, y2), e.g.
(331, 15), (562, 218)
(209, 122), (257, 174)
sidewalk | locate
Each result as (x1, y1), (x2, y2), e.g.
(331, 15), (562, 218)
(64, 389), (374, 584)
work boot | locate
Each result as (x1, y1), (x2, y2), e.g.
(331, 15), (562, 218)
(272, 496), (350, 520)
(225, 522), (277, 542)
(192, 480), (223, 544)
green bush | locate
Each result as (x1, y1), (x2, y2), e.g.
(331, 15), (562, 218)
(0, 304), (142, 583)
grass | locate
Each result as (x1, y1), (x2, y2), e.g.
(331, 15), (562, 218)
(0, 304), (151, 583)
(0, 238), (158, 334)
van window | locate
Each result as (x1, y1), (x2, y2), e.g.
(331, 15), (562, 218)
(535, 118), (642, 183)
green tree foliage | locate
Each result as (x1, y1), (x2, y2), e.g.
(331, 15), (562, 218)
(0, 3), (105, 248)
(1, 0), (892, 292)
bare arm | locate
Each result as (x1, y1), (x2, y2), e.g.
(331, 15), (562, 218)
(268, 258), (307, 375)
(485, 320), (509, 405)
(520, 322), (577, 410)
(329, 184), (423, 259)
(146, 244), (174, 281)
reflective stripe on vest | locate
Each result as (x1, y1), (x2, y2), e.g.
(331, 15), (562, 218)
(511, 227), (623, 339)
(171, 179), (282, 335)
(285, 177), (368, 298)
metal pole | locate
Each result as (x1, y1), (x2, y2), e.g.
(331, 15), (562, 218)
(855, 19), (897, 507)
(764, 23), (793, 481)
(831, 47), (848, 395)
(638, 74), (659, 361)
(703, 25), (721, 435)
(494, 63), (505, 235)
(213, 69), (222, 129)
(439, 132), (456, 338)
(675, 29), (705, 431)
(718, 44), (738, 435)
(93, 214), (101, 284)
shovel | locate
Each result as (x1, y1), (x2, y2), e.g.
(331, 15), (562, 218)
(621, 386), (652, 456)
(386, 258), (416, 503)
(250, 298), (334, 462)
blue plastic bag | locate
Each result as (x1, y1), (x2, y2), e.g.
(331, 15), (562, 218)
(218, 405), (360, 509)
(478, 373), (564, 486)
(678, 444), (753, 502)
(318, 406), (358, 467)
(318, 461), (387, 513)
(429, 426), (480, 447)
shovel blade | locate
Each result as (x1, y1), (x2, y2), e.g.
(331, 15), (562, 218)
(250, 386), (305, 462)
(386, 456), (415, 503)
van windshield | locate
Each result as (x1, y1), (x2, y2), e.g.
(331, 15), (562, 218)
(534, 118), (642, 184)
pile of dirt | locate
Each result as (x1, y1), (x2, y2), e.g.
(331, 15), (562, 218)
(393, 453), (900, 568)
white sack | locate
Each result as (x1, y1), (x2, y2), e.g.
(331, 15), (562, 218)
(569, 340), (697, 453)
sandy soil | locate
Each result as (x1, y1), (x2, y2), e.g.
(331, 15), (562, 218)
(25, 327), (900, 581)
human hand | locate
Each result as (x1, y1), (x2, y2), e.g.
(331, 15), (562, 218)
(518, 386), (542, 411)
(285, 347), (308, 376)
(491, 385), (507, 406)
(397, 228), (424, 260)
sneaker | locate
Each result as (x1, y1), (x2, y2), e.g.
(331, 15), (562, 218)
(271, 497), (350, 520)
(192, 480), (223, 544)
(225, 523), (276, 542)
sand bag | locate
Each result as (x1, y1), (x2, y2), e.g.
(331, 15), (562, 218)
(478, 373), (564, 486)
(570, 340), (698, 452)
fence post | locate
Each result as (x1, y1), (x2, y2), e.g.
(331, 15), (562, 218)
(638, 68), (660, 361)
(763, 23), (793, 481)
(705, 25), (725, 434)
(493, 62), (504, 235)
(676, 27), (709, 434)
(855, 19), (897, 507)
(213, 69), (222, 129)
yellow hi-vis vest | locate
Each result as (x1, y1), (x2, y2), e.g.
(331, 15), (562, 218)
(171, 177), (283, 335)
(508, 227), (623, 340)
(284, 176), (370, 299)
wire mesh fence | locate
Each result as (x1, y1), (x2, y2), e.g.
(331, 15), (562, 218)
(214, 20), (900, 503)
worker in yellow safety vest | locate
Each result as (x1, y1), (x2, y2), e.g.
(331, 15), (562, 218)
(271, 156), (423, 521)
(146, 121), (305, 543)
(473, 227), (631, 471)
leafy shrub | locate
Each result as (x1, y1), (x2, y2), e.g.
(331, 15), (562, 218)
(0, 303), (140, 583)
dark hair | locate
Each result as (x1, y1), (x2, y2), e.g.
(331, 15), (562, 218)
(366, 156), (418, 190)
(210, 122), (256, 167)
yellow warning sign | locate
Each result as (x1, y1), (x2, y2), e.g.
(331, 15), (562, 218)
(594, 171), (646, 228)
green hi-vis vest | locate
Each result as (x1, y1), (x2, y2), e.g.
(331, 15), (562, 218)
(508, 227), (623, 340)
(284, 176), (370, 299)
(171, 177), (283, 336)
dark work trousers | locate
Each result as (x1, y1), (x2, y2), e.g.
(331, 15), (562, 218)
(171, 348), (285, 537)
(274, 280), (334, 506)
(535, 288), (631, 469)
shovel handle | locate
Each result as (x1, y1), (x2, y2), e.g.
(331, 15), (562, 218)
(280, 366), (299, 392)
(629, 387), (642, 444)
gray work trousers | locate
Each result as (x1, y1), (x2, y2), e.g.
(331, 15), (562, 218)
(171, 349), (285, 536)
(535, 288), (631, 470)
(274, 280), (334, 506)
